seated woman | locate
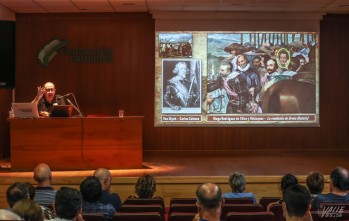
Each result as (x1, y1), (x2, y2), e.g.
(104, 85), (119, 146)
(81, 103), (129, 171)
(267, 173), (298, 211)
(223, 172), (257, 204)
(129, 174), (162, 199)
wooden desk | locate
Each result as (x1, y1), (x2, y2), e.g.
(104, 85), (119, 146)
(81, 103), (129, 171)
(10, 117), (143, 171)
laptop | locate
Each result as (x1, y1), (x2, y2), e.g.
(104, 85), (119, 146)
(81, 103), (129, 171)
(12, 103), (39, 118)
(50, 105), (73, 117)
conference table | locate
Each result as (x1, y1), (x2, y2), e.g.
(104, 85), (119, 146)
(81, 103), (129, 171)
(9, 116), (143, 171)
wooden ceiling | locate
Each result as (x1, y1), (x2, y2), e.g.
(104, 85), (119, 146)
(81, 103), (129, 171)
(0, 0), (348, 14)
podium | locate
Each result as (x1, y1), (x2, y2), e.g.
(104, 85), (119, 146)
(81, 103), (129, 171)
(10, 116), (143, 171)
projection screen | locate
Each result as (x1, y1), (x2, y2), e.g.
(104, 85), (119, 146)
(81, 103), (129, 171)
(154, 31), (319, 127)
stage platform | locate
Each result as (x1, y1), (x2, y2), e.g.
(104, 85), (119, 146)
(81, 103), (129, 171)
(0, 149), (348, 208)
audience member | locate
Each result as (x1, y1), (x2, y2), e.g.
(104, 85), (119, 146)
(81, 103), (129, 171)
(33, 163), (56, 205)
(51, 187), (83, 221)
(312, 167), (349, 210)
(80, 176), (115, 221)
(282, 184), (312, 221)
(306, 172), (325, 199)
(6, 182), (31, 208)
(0, 209), (21, 220)
(12, 199), (44, 221)
(193, 183), (223, 221)
(133, 174), (158, 199)
(93, 168), (122, 211)
(267, 173), (298, 211)
(223, 172), (256, 203)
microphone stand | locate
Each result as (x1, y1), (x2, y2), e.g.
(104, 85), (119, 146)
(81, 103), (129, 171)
(66, 93), (83, 117)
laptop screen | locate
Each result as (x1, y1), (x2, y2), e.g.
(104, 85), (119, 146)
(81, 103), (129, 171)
(12, 103), (39, 118)
(50, 105), (73, 117)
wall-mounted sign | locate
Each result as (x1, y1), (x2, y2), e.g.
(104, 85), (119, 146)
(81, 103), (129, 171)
(38, 38), (113, 67)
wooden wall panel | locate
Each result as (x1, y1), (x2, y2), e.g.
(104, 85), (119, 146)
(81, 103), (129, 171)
(0, 13), (349, 156)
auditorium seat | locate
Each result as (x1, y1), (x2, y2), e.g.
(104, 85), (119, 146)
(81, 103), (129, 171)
(221, 204), (264, 220)
(269, 204), (285, 221)
(119, 204), (164, 220)
(113, 212), (162, 221)
(224, 211), (275, 221)
(169, 198), (197, 205)
(168, 204), (198, 216)
(123, 198), (165, 215)
(82, 212), (105, 221)
(168, 212), (197, 221)
(224, 197), (255, 204)
(259, 197), (281, 210)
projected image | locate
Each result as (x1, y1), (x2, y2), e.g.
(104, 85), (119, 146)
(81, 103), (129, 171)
(162, 59), (201, 114)
(207, 33), (316, 115)
(159, 33), (192, 58)
(155, 31), (319, 126)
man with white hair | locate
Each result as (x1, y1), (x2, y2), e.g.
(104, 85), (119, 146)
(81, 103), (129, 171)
(33, 163), (56, 205)
(93, 168), (122, 211)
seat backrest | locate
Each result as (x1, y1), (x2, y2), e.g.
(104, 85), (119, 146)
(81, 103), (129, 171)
(224, 211), (275, 221)
(119, 204), (164, 218)
(224, 197), (255, 204)
(168, 212), (197, 221)
(221, 204), (264, 220)
(83, 212), (106, 221)
(123, 198), (165, 214)
(259, 197), (281, 211)
(113, 212), (162, 221)
(168, 204), (198, 216)
(170, 198), (197, 206)
(269, 204), (285, 221)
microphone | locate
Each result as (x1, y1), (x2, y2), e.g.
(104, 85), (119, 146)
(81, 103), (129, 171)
(56, 93), (71, 99)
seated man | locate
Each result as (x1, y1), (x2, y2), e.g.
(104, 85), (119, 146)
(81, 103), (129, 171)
(33, 163), (56, 205)
(80, 176), (115, 221)
(32, 82), (65, 117)
(282, 184), (312, 221)
(223, 172), (256, 203)
(194, 183), (223, 221)
(6, 182), (31, 208)
(306, 172), (325, 199)
(93, 168), (122, 211)
(312, 167), (349, 210)
(50, 187), (83, 221)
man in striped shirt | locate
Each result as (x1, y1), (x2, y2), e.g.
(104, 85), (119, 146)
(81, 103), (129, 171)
(33, 163), (56, 206)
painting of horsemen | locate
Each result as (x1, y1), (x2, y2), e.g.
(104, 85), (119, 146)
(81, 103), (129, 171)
(155, 31), (319, 126)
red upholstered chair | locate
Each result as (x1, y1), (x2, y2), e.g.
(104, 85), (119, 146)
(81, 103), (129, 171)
(224, 197), (255, 204)
(269, 204), (285, 221)
(119, 204), (164, 221)
(113, 212), (162, 221)
(170, 198), (197, 206)
(82, 213), (105, 221)
(221, 204), (264, 220)
(168, 212), (197, 221)
(224, 211), (275, 221)
(168, 204), (198, 216)
(123, 198), (165, 216)
(259, 197), (281, 210)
